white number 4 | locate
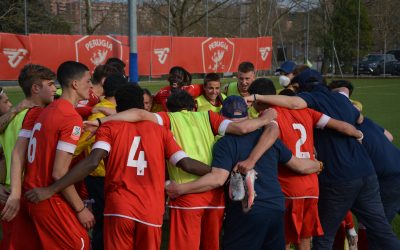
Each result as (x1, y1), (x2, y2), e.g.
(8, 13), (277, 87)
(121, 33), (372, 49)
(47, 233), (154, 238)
(127, 136), (148, 176)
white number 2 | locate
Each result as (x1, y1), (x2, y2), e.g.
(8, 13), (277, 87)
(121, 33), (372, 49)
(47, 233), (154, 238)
(27, 123), (42, 163)
(292, 123), (311, 159)
(127, 136), (148, 176)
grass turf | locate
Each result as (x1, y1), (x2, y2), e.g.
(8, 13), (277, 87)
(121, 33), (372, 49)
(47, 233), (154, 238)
(3, 76), (400, 240)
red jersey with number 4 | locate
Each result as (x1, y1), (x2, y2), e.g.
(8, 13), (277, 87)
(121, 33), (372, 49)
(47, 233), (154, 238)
(93, 120), (185, 227)
(274, 106), (330, 198)
(23, 99), (83, 191)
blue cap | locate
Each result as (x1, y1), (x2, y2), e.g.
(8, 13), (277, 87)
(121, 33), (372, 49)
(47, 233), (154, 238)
(276, 61), (296, 74)
(221, 96), (248, 119)
(293, 68), (323, 90)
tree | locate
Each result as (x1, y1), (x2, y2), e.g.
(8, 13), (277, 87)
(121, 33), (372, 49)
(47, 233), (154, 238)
(0, 0), (71, 34)
(144, 0), (233, 36)
(84, 0), (119, 35)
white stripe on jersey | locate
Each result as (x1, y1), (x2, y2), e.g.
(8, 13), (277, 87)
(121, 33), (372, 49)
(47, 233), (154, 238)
(316, 114), (331, 129)
(18, 129), (31, 138)
(218, 119), (232, 136)
(153, 113), (163, 125)
(56, 141), (77, 154)
(167, 205), (225, 209)
(104, 213), (162, 227)
(169, 150), (188, 166)
(92, 141), (111, 153)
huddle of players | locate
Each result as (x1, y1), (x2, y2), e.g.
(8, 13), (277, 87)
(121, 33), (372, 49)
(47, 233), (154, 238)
(0, 59), (398, 250)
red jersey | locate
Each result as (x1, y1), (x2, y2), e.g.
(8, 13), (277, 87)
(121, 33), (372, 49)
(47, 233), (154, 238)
(23, 99), (83, 191)
(93, 120), (184, 227)
(18, 107), (44, 139)
(75, 89), (100, 119)
(274, 106), (330, 197)
(153, 84), (203, 111)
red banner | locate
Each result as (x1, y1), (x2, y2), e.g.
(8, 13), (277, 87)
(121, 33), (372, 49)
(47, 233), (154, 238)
(0, 33), (272, 80)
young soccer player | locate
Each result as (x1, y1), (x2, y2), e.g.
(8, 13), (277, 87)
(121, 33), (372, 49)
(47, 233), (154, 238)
(80, 90), (276, 249)
(165, 95), (322, 250)
(25, 84), (213, 250)
(238, 78), (363, 250)
(0, 64), (56, 249)
(9, 61), (94, 249)
(195, 73), (226, 112)
(244, 69), (400, 249)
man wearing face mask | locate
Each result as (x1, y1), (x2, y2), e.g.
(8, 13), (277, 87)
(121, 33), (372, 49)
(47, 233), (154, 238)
(276, 61), (297, 90)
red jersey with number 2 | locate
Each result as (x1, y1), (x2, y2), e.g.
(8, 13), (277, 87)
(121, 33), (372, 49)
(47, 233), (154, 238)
(274, 106), (329, 197)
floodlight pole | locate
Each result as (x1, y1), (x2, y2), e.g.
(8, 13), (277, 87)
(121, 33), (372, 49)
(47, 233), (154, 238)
(129, 0), (139, 83)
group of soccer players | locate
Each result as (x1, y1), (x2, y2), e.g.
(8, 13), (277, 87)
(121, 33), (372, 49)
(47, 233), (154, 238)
(0, 58), (399, 250)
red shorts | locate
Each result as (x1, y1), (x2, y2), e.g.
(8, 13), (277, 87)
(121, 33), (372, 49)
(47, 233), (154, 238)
(0, 198), (41, 250)
(284, 198), (324, 244)
(27, 196), (89, 249)
(168, 208), (224, 250)
(104, 216), (161, 250)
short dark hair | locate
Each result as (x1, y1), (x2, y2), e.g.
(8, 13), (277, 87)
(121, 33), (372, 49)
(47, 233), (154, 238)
(248, 78), (276, 95)
(105, 58), (126, 75)
(238, 62), (255, 73)
(115, 84), (144, 112)
(279, 88), (296, 96)
(203, 73), (220, 86)
(57, 61), (89, 88)
(166, 90), (195, 112)
(92, 64), (120, 85)
(18, 64), (56, 97)
(168, 66), (192, 86)
(142, 88), (152, 97)
(103, 74), (128, 97)
(328, 80), (354, 96)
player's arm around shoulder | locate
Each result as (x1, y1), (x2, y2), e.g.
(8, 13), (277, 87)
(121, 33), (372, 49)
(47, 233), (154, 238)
(165, 167), (229, 199)
(285, 155), (322, 175)
(235, 122), (279, 174)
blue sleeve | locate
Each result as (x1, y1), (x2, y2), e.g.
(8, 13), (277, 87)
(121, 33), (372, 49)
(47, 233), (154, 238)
(274, 139), (293, 164)
(298, 92), (316, 109)
(211, 137), (236, 172)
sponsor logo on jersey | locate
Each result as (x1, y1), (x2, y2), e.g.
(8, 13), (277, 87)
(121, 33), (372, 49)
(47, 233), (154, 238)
(71, 126), (82, 140)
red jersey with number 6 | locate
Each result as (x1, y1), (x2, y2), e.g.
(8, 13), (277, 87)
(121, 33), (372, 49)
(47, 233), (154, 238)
(274, 106), (330, 198)
(23, 99), (83, 191)
(92, 120), (185, 227)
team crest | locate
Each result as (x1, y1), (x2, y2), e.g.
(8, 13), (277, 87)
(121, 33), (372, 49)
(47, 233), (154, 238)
(75, 35), (123, 68)
(70, 126), (82, 140)
(201, 38), (235, 73)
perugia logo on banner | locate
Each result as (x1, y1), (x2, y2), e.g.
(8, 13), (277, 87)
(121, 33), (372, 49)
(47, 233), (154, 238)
(201, 38), (235, 73)
(75, 35), (123, 68)
(3, 48), (29, 68)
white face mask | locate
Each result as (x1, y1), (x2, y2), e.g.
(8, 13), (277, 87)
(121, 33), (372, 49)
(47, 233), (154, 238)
(279, 75), (291, 87)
